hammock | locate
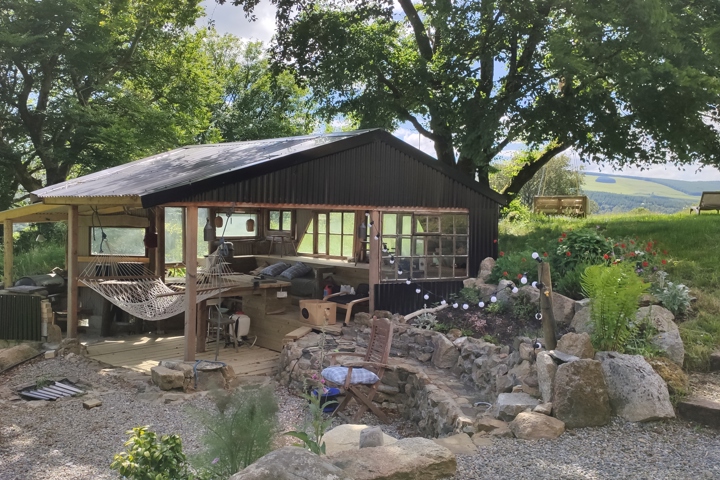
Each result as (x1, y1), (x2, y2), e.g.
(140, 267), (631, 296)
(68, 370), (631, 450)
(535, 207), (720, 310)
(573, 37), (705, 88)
(79, 245), (237, 321)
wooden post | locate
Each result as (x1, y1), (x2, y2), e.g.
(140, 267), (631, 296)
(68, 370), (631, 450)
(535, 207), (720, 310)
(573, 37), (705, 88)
(67, 205), (79, 339)
(155, 207), (165, 280)
(538, 261), (558, 350)
(184, 206), (198, 362)
(196, 300), (207, 353)
(3, 219), (12, 288)
(368, 210), (380, 313)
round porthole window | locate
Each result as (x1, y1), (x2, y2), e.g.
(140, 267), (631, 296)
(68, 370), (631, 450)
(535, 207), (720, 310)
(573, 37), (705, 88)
(301, 308), (310, 319)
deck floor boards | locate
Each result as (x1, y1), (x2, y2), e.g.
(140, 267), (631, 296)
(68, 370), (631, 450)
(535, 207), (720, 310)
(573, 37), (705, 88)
(87, 335), (280, 375)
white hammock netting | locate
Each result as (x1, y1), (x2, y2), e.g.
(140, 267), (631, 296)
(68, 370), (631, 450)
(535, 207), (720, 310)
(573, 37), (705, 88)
(80, 246), (237, 321)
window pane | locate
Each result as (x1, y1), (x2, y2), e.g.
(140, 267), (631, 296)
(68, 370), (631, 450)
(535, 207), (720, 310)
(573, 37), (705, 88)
(198, 208), (209, 255)
(382, 214), (397, 235)
(317, 213), (327, 233)
(426, 216), (440, 233)
(413, 238), (425, 256)
(329, 212), (342, 234)
(222, 213), (257, 237)
(400, 215), (412, 234)
(269, 211), (280, 230)
(282, 211), (292, 231)
(441, 237), (454, 255)
(92, 228), (145, 256)
(415, 216), (428, 233)
(455, 215), (468, 234)
(343, 212), (354, 234)
(342, 235), (354, 257)
(382, 237), (396, 257)
(329, 234), (342, 256)
(454, 257), (468, 277)
(398, 237), (411, 256)
(455, 236), (468, 256)
(317, 232), (327, 254)
(298, 218), (314, 254)
(165, 207), (183, 263)
(441, 214), (454, 234)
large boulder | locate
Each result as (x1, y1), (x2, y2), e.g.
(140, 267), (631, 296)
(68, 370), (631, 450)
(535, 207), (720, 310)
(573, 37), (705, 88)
(595, 352), (675, 422)
(150, 366), (184, 391)
(556, 332), (595, 359)
(431, 333), (460, 369)
(230, 446), (351, 480)
(0, 343), (39, 370)
(492, 393), (540, 421)
(323, 424), (398, 455)
(478, 257), (495, 283)
(552, 292), (576, 326)
(636, 306), (685, 365)
(328, 437), (456, 480)
(677, 398), (720, 428)
(552, 359), (610, 428)
(509, 412), (565, 440)
(570, 307), (592, 334)
(535, 352), (557, 404)
(517, 286), (540, 305)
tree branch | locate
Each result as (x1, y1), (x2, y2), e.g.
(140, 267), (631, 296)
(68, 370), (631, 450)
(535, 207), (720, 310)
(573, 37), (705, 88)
(501, 142), (570, 199)
(397, 0), (434, 61)
(376, 72), (440, 142)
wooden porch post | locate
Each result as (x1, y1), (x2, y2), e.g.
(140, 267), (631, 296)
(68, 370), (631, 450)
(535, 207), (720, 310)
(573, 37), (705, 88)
(368, 210), (380, 312)
(154, 207), (165, 280)
(184, 206), (198, 362)
(3, 220), (12, 288)
(67, 205), (79, 339)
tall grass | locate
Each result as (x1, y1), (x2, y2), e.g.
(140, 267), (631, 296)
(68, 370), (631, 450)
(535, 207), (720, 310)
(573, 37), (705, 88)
(500, 211), (720, 370)
(0, 243), (66, 282)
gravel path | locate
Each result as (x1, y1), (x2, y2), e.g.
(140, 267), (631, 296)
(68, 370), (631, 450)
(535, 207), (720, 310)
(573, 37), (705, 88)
(2, 355), (719, 480)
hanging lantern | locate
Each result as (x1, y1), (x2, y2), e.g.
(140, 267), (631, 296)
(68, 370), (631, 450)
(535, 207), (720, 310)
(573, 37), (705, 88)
(143, 227), (158, 248)
(203, 217), (214, 241)
(215, 216), (224, 228)
(246, 217), (255, 232)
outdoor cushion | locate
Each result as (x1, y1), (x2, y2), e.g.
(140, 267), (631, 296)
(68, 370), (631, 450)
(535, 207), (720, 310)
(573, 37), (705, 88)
(260, 263), (290, 276)
(322, 366), (379, 385)
(279, 262), (313, 280)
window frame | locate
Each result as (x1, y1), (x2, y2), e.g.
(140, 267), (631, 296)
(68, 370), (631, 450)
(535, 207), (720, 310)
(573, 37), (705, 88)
(267, 209), (293, 232)
(89, 226), (147, 257)
(297, 210), (357, 259)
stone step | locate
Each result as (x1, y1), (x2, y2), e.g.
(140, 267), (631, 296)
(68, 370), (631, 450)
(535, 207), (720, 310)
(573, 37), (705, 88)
(677, 397), (720, 428)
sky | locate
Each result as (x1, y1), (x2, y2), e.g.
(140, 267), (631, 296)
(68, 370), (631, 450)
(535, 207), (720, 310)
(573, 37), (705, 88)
(200, 0), (720, 182)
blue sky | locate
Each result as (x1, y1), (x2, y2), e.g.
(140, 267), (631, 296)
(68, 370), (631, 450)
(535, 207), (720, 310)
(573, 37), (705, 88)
(200, 0), (720, 182)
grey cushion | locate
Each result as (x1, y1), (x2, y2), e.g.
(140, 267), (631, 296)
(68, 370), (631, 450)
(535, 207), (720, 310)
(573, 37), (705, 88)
(279, 262), (313, 280)
(322, 366), (379, 385)
(260, 263), (290, 276)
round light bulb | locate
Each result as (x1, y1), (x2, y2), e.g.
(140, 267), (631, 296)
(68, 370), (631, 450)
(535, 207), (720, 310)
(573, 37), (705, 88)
(406, 279), (411, 285)
(520, 276), (528, 285)
(441, 299), (447, 306)
(478, 301), (485, 308)
(389, 259), (395, 264)
(512, 287), (519, 294)
(423, 294), (429, 300)
(531, 252), (539, 259)
(374, 235), (379, 240)
(531, 281), (537, 288)
(398, 268), (403, 275)
(490, 296), (497, 303)
(416, 288), (421, 294)
(462, 303), (469, 310)
(452, 302), (459, 308)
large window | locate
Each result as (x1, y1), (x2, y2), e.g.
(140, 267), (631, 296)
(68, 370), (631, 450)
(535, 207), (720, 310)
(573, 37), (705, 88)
(268, 210), (292, 231)
(220, 212), (257, 238)
(380, 212), (468, 281)
(298, 211), (355, 258)
(91, 227), (145, 256)
(164, 207), (209, 263)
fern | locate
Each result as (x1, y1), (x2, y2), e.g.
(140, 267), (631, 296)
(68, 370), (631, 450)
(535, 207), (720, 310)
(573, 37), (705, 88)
(581, 263), (650, 352)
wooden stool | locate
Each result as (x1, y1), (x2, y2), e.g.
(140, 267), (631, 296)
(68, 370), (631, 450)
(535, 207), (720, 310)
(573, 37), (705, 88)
(267, 235), (297, 257)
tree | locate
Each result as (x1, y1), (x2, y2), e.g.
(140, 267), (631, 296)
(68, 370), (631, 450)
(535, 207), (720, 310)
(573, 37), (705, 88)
(204, 35), (315, 142)
(0, 0), (221, 198)
(219, 0), (720, 198)
(492, 152), (583, 207)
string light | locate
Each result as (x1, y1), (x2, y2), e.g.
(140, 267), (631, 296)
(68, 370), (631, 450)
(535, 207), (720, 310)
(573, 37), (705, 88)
(531, 281), (538, 288)
(531, 252), (539, 260)
(374, 234), (379, 240)
(462, 303), (469, 310)
(490, 296), (497, 303)
(440, 299), (447, 306)
(406, 278), (412, 285)
(398, 267), (403, 275)
(520, 274), (528, 285)
(424, 293), (429, 300)
(452, 302), (459, 308)
(415, 288), (421, 294)
(512, 286), (519, 294)
(478, 301), (485, 308)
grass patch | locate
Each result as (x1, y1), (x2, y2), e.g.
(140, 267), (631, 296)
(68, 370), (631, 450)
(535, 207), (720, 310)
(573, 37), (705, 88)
(1, 244), (66, 282)
(500, 212), (720, 370)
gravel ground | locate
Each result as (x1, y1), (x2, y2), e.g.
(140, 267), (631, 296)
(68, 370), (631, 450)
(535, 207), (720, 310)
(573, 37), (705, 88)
(2, 355), (720, 480)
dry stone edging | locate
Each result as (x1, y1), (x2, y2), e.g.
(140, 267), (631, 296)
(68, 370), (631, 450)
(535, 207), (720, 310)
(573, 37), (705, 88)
(509, 411), (565, 440)
(677, 398), (720, 428)
(229, 446), (352, 480)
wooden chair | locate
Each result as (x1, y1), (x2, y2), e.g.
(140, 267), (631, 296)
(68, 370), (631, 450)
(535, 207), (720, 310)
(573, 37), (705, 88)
(321, 316), (394, 423)
(323, 283), (370, 325)
(695, 192), (720, 214)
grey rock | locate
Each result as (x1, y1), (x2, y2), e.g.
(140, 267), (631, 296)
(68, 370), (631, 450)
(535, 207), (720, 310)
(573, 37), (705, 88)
(519, 343), (535, 362)
(359, 426), (384, 448)
(595, 352), (675, 422)
(474, 416), (509, 433)
(433, 433), (477, 455)
(0, 343), (39, 370)
(230, 446), (351, 480)
(571, 307), (593, 334)
(47, 324), (63, 344)
(536, 351), (557, 404)
(556, 332), (595, 359)
(574, 298), (591, 313)
(553, 359), (610, 428)
(150, 366), (184, 391)
(478, 257), (496, 282)
(533, 402), (553, 416)
(431, 333), (460, 369)
(552, 292), (576, 326)
(493, 393), (540, 421)
(548, 350), (580, 364)
(677, 398), (720, 428)
(510, 411), (565, 440)
(517, 286), (540, 305)
(636, 306), (685, 365)
(323, 424), (398, 456)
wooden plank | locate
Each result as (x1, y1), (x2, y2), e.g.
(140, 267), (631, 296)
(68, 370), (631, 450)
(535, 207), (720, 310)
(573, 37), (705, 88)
(184, 206), (198, 362)
(0, 202), (59, 222)
(11, 213), (67, 223)
(197, 301), (207, 353)
(3, 219), (12, 288)
(368, 210), (380, 312)
(162, 201), (469, 213)
(40, 196), (142, 206)
(79, 215), (149, 228)
(67, 206), (79, 339)
(284, 326), (313, 340)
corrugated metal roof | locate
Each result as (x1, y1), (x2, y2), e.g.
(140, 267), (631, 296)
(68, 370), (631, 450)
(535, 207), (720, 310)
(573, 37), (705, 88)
(32, 130), (368, 200)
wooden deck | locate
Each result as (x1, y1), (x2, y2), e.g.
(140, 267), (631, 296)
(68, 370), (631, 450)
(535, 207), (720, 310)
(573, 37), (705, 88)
(86, 335), (280, 375)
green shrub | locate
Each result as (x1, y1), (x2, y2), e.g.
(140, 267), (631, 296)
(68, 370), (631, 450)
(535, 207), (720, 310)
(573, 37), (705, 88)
(554, 262), (591, 300)
(511, 294), (538, 321)
(190, 386), (278, 478)
(652, 272), (694, 317)
(286, 380), (336, 455)
(111, 426), (196, 480)
(581, 263), (650, 352)
(554, 229), (613, 276)
(488, 250), (538, 285)
(454, 287), (481, 305)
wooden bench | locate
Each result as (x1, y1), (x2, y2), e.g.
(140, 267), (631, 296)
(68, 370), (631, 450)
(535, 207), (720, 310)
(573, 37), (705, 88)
(533, 195), (589, 217)
(694, 192), (720, 214)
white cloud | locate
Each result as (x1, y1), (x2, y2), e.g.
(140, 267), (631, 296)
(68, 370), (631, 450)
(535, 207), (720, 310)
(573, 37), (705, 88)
(393, 127), (436, 157)
(200, 0), (276, 43)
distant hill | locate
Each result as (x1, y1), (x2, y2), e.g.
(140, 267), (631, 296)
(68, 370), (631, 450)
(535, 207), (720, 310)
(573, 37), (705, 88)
(579, 172), (720, 213)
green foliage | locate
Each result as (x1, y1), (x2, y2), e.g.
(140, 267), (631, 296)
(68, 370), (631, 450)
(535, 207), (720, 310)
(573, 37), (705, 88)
(412, 311), (438, 330)
(554, 262), (591, 300)
(488, 250), (538, 285)
(499, 199), (533, 223)
(511, 294), (539, 322)
(554, 229), (613, 276)
(432, 322), (451, 334)
(653, 272), (693, 317)
(285, 381), (336, 455)
(482, 334), (499, 345)
(110, 426), (197, 480)
(190, 387), (278, 478)
(485, 301), (506, 315)
(454, 287), (481, 305)
(581, 264), (650, 352)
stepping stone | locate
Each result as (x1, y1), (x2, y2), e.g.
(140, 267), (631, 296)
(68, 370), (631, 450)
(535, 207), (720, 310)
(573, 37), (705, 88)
(432, 433), (477, 455)
(677, 398), (720, 428)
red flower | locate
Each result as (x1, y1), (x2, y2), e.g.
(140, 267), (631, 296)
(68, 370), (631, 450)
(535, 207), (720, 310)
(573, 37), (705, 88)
(561, 232), (567, 238)
(629, 252), (636, 257)
(543, 252), (548, 257)
(566, 251), (572, 257)
(621, 243), (626, 249)
(493, 239), (498, 244)
(603, 254), (609, 260)
(642, 261), (649, 267)
(503, 271), (508, 277)
(662, 259), (667, 265)
(499, 251), (505, 257)
(614, 243), (619, 247)
(662, 250), (668, 255)
(517, 273), (523, 279)
(558, 238), (563, 243)
(630, 240), (635, 245)
(652, 251), (657, 256)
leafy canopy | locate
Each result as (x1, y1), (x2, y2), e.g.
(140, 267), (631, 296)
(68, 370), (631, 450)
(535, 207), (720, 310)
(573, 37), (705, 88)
(220, 0), (720, 196)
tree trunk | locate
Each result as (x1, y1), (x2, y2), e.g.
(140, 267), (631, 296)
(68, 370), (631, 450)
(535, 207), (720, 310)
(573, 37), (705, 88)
(502, 142), (569, 200)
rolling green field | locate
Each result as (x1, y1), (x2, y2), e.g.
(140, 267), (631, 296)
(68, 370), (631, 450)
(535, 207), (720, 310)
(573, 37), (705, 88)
(583, 174), (700, 201)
